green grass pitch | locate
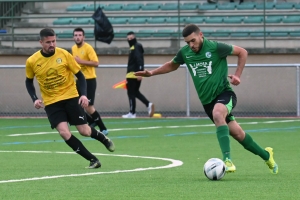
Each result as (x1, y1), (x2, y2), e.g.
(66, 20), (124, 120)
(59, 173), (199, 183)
(0, 117), (299, 200)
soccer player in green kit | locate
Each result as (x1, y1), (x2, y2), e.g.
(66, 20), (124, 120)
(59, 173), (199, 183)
(135, 24), (278, 174)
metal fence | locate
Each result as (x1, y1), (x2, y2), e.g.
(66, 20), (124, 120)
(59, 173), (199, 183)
(0, 0), (299, 51)
(0, 2), (26, 28)
(0, 64), (299, 118)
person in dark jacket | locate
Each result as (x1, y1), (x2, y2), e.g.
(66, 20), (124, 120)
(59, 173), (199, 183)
(122, 31), (154, 118)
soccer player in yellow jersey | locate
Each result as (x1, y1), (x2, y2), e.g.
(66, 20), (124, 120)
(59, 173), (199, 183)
(25, 28), (115, 169)
(72, 27), (109, 135)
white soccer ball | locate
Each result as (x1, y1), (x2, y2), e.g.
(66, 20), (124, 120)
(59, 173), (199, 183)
(203, 158), (226, 180)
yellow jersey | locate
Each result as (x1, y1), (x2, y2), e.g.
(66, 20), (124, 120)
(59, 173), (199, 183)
(25, 47), (81, 106)
(71, 42), (99, 79)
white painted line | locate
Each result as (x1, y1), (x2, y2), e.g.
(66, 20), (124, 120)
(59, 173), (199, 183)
(8, 131), (57, 136)
(0, 151), (183, 184)
(137, 126), (162, 130)
(7, 119), (300, 137)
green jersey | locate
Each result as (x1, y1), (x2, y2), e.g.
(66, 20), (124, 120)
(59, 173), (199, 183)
(172, 37), (234, 105)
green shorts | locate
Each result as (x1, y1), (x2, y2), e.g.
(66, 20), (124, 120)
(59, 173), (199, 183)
(203, 91), (237, 124)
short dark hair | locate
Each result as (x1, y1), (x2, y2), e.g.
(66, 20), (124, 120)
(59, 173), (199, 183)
(40, 28), (55, 40)
(73, 27), (85, 36)
(182, 24), (200, 37)
(127, 31), (135, 36)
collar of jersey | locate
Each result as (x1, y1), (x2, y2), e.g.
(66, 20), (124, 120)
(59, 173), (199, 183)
(40, 50), (55, 57)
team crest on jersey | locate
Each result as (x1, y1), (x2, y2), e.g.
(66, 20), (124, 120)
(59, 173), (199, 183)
(56, 58), (62, 64)
(205, 52), (211, 58)
(81, 51), (84, 55)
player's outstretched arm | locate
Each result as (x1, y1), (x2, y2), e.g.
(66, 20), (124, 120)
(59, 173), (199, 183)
(134, 69), (152, 77)
(135, 61), (180, 77)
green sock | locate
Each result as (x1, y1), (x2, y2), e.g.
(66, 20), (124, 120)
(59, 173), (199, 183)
(216, 125), (231, 160)
(239, 133), (269, 160)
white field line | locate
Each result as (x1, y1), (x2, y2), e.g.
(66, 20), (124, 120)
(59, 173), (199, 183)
(7, 119), (300, 137)
(0, 151), (183, 184)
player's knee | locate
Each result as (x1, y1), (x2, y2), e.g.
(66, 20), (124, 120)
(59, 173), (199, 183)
(77, 125), (91, 137)
(58, 130), (72, 140)
(213, 112), (226, 124)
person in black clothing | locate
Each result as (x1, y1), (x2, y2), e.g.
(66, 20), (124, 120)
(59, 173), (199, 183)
(230, 0), (243, 4)
(122, 31), (154, 118)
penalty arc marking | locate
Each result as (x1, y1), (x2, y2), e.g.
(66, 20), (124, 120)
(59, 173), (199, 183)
(0, 151), (183, 184)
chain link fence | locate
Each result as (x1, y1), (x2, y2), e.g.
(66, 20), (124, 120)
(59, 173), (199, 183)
(1, 64), (299, 118)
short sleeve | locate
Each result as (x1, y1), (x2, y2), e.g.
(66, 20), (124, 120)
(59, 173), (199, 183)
(87, 46), (99, 62)
(217, 42), (233, 58)
(172, 49), (185, 64)
(25, 59), (34, 79)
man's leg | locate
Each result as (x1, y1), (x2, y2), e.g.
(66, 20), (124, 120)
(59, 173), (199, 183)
(209, 91), (239, 173)
(46, 101), (101, 168)
(126, 78), (137, 114)
(57, 122), (101, 168)
(85, 79), (108, 134)
(86, 113), (95, 127)
(135, 80), (155, 117)
(229, 121), (278, 174)
(212, 103), (236, 173)
(76, 124), (115, 152)
(86, 106), (108, 135)
(213, 103), (231, 161)
(90, 110), (108, 134)
(135, 79), (149, 106)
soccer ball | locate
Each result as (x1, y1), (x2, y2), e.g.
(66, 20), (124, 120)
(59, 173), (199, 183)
(203, 158), (226, 181)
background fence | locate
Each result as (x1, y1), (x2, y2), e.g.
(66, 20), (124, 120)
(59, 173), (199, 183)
(0, 0), (300, 51)
(0, 0), (299, 118)
(0, 64), (299, 118)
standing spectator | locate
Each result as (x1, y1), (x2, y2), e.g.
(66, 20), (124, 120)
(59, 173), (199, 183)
(122, 31), (155, 118)
(72, 27), (109, 136)
(25, 28), (115, 169)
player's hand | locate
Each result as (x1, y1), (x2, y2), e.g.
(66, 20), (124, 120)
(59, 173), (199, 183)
(74, 56), (83, 64)
(34, 99), (44, 109)
(134, 70), (152, 77)
(79, 95), (89, 108)
(228, 75), (241, 86)
(137, 76), (143, 81)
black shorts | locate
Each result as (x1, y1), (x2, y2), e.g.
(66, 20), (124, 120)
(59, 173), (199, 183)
(45, 97), (87, 129)
(77, 78), (96, 106)
(203, 91), (237, 124)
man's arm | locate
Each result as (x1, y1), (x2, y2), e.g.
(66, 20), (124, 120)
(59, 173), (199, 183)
(75, 71), (87, 96)
(25, 78), (38, 102)
(232, 45), (247, 78)
(75, 71), (90, 108)
(135, 61), (180, 77)
(74, 56), (99, 67)
(228, 45), (248, 86)
(25, 78), (44, 109)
